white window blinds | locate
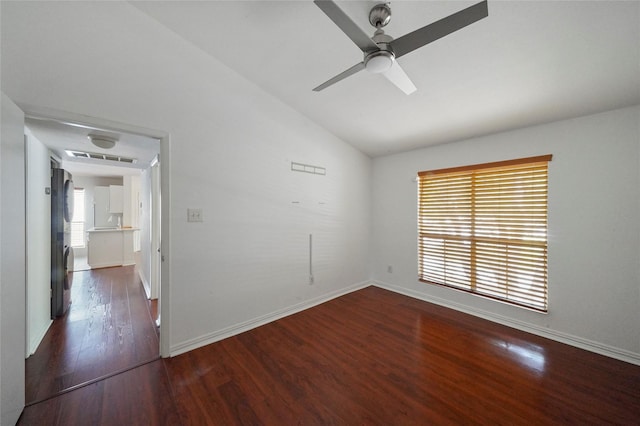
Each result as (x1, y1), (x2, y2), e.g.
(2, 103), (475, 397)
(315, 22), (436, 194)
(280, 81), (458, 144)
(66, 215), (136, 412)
(71, 188), (85, 248)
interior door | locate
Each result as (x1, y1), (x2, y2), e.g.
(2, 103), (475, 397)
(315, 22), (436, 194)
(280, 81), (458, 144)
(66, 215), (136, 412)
(1, 92), (27, 425)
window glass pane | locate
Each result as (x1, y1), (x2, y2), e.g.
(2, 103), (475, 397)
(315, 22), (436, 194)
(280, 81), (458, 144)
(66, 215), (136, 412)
(72, 189), (85, 222)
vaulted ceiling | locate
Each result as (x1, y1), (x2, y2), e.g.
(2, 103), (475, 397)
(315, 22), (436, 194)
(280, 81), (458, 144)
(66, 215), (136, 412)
(130, 1), (640, 156)
(7, 1), (640, 161)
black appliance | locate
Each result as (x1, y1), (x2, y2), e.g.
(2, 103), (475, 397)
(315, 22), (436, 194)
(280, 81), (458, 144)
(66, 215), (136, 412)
(51, 168), (74, 318)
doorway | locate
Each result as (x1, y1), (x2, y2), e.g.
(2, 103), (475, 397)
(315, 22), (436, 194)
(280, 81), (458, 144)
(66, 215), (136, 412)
(22, 109), (170, 405)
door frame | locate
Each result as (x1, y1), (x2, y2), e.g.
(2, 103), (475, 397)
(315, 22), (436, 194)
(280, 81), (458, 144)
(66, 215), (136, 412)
(1, 92), (27, 425)
(19, 103), (172, 357)
(150, 157), (161, 301)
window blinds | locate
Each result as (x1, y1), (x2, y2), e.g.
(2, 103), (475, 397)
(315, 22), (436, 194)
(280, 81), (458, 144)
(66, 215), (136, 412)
(418, 155), (551, 311)
(71, 188), (85, 248)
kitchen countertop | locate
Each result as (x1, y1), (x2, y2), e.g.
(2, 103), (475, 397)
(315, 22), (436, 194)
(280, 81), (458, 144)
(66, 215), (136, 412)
(88, 227), (139, 232)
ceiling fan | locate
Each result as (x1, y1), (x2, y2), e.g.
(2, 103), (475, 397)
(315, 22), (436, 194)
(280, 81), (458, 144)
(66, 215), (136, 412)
(313, 0), (488, 95)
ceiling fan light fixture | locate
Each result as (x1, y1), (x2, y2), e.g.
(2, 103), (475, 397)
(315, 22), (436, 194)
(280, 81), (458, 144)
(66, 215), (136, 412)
(365, 51), (394, 74)
(88, 134), (118, 150)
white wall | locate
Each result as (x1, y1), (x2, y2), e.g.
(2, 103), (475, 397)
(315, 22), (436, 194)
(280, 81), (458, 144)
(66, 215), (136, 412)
(1, 93), (26, 426)
(25, 128), (52, 356)
(372, 105), (640, 363)
(122, 174), (141, 229)
(123, 176), (132, 228)
(0, 2), (371, 355)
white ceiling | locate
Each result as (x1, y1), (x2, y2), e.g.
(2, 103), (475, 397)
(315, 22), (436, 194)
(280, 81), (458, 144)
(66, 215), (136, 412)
(12, 2), (640, 161)
(25, 117), (160, 177)
(128, 0), (640, 157)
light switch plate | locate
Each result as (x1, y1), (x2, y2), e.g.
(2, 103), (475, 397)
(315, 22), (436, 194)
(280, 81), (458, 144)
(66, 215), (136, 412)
(187, 208), (203, 222)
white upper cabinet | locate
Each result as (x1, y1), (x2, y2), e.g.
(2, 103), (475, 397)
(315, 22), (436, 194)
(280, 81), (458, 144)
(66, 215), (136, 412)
(94, 186), (110, 227)
(109, 185), (123, 213)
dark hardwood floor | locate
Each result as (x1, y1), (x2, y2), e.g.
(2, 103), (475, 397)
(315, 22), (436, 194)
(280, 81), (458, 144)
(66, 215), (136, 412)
(20, 360), (179, 425)
(25, 265), (159, 404)
(19, 286), (640, 425)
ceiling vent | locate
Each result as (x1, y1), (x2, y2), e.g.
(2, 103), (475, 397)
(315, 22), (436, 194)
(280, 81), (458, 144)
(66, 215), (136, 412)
(65, 150), (137, 164)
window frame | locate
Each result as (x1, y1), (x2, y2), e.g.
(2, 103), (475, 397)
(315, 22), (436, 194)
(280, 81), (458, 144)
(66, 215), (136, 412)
(417, 155), (552, 312)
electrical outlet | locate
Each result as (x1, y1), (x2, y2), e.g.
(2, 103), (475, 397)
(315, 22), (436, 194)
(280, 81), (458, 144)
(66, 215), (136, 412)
(187, 208), (203, 222)
(387, 265), (393, 273)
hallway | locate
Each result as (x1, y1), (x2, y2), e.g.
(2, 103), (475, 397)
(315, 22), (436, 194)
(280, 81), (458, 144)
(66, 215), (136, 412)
(25, 265), (159, 404)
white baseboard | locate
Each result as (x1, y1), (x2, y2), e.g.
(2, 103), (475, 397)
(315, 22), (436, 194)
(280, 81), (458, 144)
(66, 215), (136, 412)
(138, 269), (151, 299)
(88, 261), (122, 269)
(28, 319), (53, 357)
(373, 280), (640, 366)
(170, 281), (371, 356)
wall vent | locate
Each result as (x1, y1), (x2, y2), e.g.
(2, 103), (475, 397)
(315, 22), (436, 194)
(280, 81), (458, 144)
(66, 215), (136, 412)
(65, 150), (137, 164)
(291, 162), (326, 176)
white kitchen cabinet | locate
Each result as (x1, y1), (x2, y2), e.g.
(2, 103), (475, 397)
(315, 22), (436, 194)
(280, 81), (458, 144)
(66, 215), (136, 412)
(109, 185), (123, 213)
(94, 186), (111, 227)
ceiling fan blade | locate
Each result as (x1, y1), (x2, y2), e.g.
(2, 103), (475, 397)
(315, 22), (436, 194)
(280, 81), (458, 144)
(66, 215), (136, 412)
(382, 60), (417, 95)
(313, 62), (366, 92)
(314, 0), (379, 53)
(390, 1), (488, 59)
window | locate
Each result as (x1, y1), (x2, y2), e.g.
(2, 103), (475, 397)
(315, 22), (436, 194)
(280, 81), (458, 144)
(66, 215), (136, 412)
(418, 155), (552, 312)
(71, 188), (85, 248)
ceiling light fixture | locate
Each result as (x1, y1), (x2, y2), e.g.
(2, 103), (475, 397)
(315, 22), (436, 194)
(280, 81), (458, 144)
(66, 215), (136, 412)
(364, 50), (395, 73)
(88, 134), (118, 149)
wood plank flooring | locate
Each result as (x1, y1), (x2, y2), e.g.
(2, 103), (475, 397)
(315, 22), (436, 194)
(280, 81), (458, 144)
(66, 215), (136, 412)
(19, 360), (179, 425)
(19, 286), (640, 425)
(25, 265), (159, 404)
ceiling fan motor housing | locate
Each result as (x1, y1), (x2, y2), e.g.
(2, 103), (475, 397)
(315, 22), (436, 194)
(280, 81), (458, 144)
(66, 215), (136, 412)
(369, 3), (392, 28)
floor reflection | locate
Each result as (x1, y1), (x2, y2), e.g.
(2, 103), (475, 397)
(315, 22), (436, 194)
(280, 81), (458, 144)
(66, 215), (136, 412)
(492, 339), (546, 374)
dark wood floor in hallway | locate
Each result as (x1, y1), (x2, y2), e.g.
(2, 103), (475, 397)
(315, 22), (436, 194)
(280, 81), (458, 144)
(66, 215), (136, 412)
(25, 265), (159, 404)
(19, 286), (640, 425)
